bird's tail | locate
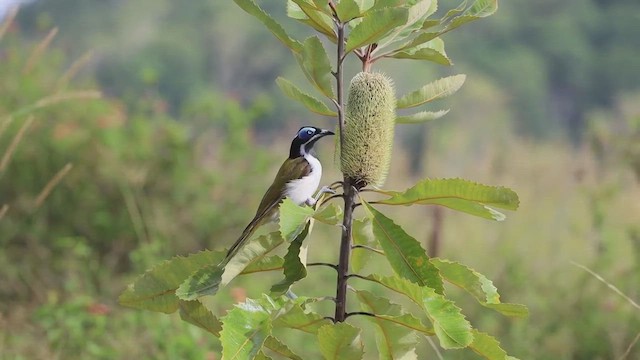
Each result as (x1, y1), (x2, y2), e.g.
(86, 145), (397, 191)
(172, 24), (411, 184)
(225, 216), (263, 262)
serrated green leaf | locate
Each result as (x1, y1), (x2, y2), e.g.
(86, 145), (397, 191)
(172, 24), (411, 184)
(273, 304), (331, 334)
(365, 274), (473, 349)
(362, 201), (444, 294)
(375, 313), (435, 335)
(351, 218), (376, 273)
(221, 295), (308, 360)
(432, 259), (529, 318)
(394, 31), (440, 53)
(313, 203), (343, 225)
(299, 36), (335, 99)
(396, 75), (466, 109)
(276, 77), (337, 116)
(389, 37), (450, 65)
(346, 7), (409, 53)
(469, 330), (520, 360)
(335, 0), (362, 21)
(280, 198), (315, 242)
(376, 0), (438, 50)
(221, 299), (273, 360)
(271, 222), (311, 295)
(317, 323), (364, 360)
(178, 300), (222, 335)
(377, 178), (520, 221)
(222, 232), (285, 285)
(118, 250), (225, 313)
(264, 336), (303, 360)
(390, 46), (450, 64)
(255, 352), (273, 360)
(396, 109), (450, 124)
(441, 0), (498, 34)
(234, 0), (302, 53)
(355, 290), (418, 359)
(176, 232), (284, 301)
(240, 255), (284, 275)
(290, 0), (336, 40)
(370, 0), (405, 11)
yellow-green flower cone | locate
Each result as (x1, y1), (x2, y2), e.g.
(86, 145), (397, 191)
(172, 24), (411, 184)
(339, 72), (395, 188)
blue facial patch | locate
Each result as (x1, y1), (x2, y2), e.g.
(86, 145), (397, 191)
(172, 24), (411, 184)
(298, 127), (316, 141)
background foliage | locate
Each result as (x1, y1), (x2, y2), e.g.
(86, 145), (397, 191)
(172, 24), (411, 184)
(1, 0), (639, 359)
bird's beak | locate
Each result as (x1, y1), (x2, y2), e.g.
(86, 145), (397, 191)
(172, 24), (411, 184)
(321, 129), (335, 136)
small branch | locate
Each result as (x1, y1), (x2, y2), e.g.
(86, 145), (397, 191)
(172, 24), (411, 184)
(34, 163), (74, 208)
(618, 332), (640, 360)
(345, 311), (376, 319)
(346, 273), (369, 281)
(352, 244), (384, 255)
(308, 262), (338, 271)
(572, 261), (640, 311)
(322, 194), (344, 203)
(0, 204), (9, 220)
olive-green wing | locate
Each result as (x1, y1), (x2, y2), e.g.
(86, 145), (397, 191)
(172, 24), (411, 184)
(226, 157), (311, 259)
(254, 156), (312, 218)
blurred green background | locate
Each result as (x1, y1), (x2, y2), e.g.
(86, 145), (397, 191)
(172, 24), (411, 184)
(1, 0), (639, 359)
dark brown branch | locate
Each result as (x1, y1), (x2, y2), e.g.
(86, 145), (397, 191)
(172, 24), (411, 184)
(345, 311), (376, 319)
(308, 262), (338, 271)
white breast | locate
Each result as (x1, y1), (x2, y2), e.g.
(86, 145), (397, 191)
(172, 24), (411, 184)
(285, 153), (322, 205)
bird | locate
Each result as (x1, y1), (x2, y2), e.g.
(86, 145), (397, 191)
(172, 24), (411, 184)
(225, 126), (334, 261)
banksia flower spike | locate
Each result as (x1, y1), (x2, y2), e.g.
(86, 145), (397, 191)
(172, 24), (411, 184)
(339, 71), (396, 188)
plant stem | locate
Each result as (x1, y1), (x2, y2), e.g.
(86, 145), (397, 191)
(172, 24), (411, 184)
(335, 179), (355, 322)
(332, 15), (352, 323)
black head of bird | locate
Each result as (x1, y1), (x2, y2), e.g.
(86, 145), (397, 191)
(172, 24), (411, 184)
(226, 126), (334, 259)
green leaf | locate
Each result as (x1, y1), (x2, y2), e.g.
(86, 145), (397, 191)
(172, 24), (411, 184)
(221, 298), (273, 360)
(365, 274), (473, 349)
(176, 232), (284, 301)
(443, 0), (498, 34)
(335, 0), (362, 21)
(255, 352), (273, 360)
(234, 0), (302, 53)
(375, 313), (435, 336)
(280, 198), (315, 242)
(389, 37), (450, 65)
(240, 255), (284, 275)
(355, 290), (418, 359)
(271, 222), (311, 295)
(397, 74), (465, 109)
(290, 0), (336, 40)
(469, 330), (520, 360)
(221, 295), (308, 360)
(432, 259), (529, 318)
(178, 300), (222, 336)
(317, 323), (364, 360)
(118, 250), (225, 313)
(299, 36), (335, 99)
(376, 0), (439, 49)
(346, 7), (409, 53)
(377, 178), (520, 221)
(362, 201), (444, 294)
(222, 232), (285, 286)
(313, 203), (343, 225)
(273, 304), (331, 334)
(396, 109), (450, 124)
(393, 31), (440, 53)
(351, 218), (376, 273)
(264, 336), (303, 360)
(276, 77), (337, 116)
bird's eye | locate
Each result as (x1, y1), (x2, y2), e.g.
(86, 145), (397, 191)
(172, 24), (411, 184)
(307, 130), (313, 135)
